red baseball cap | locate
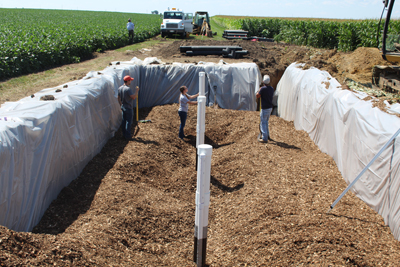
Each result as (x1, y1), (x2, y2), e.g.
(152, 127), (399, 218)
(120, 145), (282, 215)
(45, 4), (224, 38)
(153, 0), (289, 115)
(123, 75), (134, 82)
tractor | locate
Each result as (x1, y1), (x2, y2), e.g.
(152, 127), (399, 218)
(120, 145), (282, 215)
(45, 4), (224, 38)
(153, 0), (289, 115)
(192, 11), (213, 37)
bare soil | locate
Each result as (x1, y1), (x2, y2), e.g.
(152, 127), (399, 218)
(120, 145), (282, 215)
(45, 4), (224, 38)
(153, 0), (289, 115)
(1, 37), (400, 266)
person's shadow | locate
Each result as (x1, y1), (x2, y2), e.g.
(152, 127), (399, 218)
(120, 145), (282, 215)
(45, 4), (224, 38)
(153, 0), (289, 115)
(268, 138), (301, 150)
(211, 176), (244, 192)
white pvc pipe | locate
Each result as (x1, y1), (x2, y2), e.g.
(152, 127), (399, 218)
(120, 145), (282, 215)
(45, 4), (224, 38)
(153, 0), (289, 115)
(196, 96), (206, 148)
(194, 144), (213, 267)
(328, 127), (400, 213)
(199, 72), (205, 96)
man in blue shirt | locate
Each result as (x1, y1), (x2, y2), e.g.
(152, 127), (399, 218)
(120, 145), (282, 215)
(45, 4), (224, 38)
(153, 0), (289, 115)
(127, 18), (135, 44)
(118, 75), (139, 140)
(256, 75), (274, 143)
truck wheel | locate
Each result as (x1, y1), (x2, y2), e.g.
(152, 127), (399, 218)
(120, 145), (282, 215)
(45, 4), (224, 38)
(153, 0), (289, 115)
(181, 32), (186, 39)
(161, 32), (165, 38)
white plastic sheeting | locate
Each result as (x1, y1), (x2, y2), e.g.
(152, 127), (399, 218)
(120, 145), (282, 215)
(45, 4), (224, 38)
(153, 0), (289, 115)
(90, 57), (261, 110)
(0, 58), (261, 232)
(276, 63), (400, 240)
(0, 77), (121, 231)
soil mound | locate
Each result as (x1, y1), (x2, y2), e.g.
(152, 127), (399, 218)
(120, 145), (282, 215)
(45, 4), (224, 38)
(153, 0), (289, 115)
(328, 47), (390, 84)
(152, 39), (389, 91)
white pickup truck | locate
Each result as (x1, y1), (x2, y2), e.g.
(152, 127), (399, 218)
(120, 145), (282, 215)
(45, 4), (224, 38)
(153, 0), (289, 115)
(160, 8), (193, 38)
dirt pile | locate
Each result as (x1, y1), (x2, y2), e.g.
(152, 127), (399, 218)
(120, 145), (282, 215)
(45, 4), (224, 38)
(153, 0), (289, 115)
(1, 104), (400, 266)
(149, 39), (390, 91)
(328, 47), (389, 84)
(154, 39), (310, 89)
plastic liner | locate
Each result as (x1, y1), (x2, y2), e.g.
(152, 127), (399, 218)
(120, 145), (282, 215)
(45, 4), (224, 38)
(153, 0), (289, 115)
(93, 58), (261, 111)
(276, 63), (400, 241)
(0, 58), (261, 232)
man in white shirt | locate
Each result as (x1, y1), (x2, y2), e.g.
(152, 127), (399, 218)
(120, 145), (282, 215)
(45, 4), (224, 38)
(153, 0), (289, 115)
(127, 18), (135, 44)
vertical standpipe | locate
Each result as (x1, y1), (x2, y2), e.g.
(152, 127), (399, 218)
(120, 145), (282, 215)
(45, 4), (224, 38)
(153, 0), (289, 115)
(199, 72), (205, 96)
(194, 72), (209, 266)
(193, 144), (213, 267)
(197, 72), (206, 149)
(196, 96), (206, 148)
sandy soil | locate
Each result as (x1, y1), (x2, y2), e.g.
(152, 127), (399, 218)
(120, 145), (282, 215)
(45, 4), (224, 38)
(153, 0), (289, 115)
(1, 37), (400, 266)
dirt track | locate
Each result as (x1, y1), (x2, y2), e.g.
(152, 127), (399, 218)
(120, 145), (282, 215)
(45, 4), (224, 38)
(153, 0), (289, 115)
(1, 38), (400, 266)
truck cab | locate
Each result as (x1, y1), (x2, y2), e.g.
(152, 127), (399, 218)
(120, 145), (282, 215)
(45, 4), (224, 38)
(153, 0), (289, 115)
(161, 8), (193, 38)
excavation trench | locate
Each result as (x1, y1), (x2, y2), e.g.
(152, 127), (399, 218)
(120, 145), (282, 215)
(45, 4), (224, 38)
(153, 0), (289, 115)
(0, 59), (262, 232)
(2, 39), (400, 265)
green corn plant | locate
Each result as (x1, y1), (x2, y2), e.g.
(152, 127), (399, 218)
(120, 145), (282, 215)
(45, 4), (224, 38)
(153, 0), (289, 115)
(0, 9), (161, 80)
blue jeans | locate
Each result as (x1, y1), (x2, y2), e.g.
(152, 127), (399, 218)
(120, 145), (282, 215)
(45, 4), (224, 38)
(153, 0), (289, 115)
(260, 108), (272, 141)
(178, 111), (187, 139)
(121, 106), (133, 139)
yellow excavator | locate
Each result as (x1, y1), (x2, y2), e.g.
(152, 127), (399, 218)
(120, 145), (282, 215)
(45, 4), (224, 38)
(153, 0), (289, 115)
(192, 11), (213, 37)
(372, 0), (400, 93)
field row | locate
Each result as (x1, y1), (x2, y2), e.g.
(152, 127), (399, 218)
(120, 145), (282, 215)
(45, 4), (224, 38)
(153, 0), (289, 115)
(0, 9), (162, 80)
(213, 16), (400, 51)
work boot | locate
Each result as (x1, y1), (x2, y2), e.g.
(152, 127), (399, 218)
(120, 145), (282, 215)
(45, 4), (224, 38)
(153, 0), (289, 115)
(258, 138), (267, 143)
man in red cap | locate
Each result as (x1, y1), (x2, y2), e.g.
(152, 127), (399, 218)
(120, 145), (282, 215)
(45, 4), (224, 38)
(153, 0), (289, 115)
(118, 75), (139, 140)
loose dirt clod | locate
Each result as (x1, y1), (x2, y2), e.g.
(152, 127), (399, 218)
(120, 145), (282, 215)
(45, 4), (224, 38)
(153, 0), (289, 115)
(39, 95), (55, 101)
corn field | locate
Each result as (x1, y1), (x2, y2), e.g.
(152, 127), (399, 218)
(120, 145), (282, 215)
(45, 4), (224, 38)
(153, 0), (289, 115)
(214, 16), (400, 52)
(0, 9), (161, 80)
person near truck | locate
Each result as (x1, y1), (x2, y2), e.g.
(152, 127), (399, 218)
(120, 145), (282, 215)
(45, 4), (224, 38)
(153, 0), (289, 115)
(127, 18), (135, 44)
(118, 75), (139, 141)
(256, 75), (274, 143)
(178, 86), (199, 140)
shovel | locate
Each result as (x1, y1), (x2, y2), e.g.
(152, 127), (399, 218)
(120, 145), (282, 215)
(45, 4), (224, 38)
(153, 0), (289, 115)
(134, 87), (140, 136)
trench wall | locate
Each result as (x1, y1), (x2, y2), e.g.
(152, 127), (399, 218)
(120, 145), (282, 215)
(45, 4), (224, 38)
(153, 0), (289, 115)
(276, 63), (400, 241)
(0, 58), (261, 232)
